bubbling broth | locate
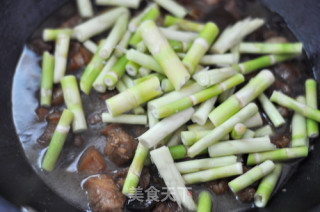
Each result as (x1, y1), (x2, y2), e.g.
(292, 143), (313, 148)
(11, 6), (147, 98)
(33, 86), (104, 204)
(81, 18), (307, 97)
(12, 0), (314, 211)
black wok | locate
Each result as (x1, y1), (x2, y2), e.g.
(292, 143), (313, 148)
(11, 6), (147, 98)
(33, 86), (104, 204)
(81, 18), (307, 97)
(1, 0), (320, 211)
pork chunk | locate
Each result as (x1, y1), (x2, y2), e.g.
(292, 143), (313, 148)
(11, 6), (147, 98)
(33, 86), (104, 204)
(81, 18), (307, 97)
(68, 42), (92, 71)
(138, 167), (151, 190)
(272, 134), (290, 148)
(37, 111), (62, 146)
(84, 175), (125, 212)
(78, 146), (107, 175)
(102, 124), (137, 166)
(51, 87), (64, 106)
(206, 179), (229, 195)
(35, 107), (49, 122)
(236, 187), (256, 203)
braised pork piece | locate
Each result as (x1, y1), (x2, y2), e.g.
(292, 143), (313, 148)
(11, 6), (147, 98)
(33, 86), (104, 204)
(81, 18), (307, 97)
(83, 175), (126, 212)
(77, 146), (107, 175)
(102, 124), (138, 166)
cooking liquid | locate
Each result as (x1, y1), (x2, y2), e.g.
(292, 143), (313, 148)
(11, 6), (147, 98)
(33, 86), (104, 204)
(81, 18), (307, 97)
(12, 0), (314, 211)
